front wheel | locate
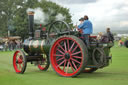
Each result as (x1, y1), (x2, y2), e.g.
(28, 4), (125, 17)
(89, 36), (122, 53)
(50, 35), (88, 77)
(13, 50), (27, 74)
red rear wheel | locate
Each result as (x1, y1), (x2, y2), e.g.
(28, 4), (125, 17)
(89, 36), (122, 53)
(13, 50), (27, 74)
(50, 35), (88, 77)
(38, 54), (50, 71)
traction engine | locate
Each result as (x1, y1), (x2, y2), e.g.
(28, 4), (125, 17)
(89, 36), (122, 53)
(13, 11), (114, 77)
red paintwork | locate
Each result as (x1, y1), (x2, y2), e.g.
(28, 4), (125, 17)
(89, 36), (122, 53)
(38, 65), (46, 70)
(79, 36), (97, 39)
(42, 27), (46, 31)
(38, 59), (47, 70)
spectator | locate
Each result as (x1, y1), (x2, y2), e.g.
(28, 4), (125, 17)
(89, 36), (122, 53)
(4, 40), (8, 51)
(97, 32), (103, 42)
(8, 40), (12, 51)
(118, 39), (123, 47)
(106, 28), (114, 43)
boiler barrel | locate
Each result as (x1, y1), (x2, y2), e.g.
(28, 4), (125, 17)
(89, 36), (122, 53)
(23, 39), (50, 54)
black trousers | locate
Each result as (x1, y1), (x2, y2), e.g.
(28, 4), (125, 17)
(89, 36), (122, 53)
(81, 34), (90, 48)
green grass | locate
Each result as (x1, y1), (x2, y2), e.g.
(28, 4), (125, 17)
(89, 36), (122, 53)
(0, 45), (128, 85)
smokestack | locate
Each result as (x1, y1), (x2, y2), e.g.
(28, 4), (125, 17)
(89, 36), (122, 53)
(28, 11), (34, 38)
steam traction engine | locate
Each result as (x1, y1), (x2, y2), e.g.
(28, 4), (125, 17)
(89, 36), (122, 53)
(13, 11), (114, 77)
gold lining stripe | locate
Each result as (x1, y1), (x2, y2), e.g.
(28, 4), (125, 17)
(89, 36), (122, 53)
(29, 40), (32, 52)
(41, 40), (44, 53)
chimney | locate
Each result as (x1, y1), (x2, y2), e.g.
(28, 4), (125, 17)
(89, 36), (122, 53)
(28, 11), (34, 38)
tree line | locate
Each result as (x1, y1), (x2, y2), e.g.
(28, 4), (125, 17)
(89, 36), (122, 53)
(0, 0), (72, 40)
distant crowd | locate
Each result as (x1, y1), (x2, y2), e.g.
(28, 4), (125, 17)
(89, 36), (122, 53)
(118, 39), (124, 47)
(0, 40), (22, 51)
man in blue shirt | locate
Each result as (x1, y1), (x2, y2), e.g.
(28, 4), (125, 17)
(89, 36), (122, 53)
(78, 15), (93, 49)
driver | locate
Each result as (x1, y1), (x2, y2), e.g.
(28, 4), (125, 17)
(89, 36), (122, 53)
(78, 15), (93, 49)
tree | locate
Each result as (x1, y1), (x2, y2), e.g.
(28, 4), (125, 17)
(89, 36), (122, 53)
(0, 0), (25, 37)
(0, 0), (72, 39)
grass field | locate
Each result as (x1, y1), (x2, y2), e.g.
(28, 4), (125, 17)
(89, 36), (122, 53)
(0, 44), (128, 85)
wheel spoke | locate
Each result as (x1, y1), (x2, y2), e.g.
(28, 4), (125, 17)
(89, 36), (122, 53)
(60, 22), (64, 31)
(67, 39), (70, 50)
(64, 41), (67, 52)
(58, 43), (65, 52)
(16, 63), (18, 68)
(57, 48), (65, 55)
(53, 25), (59, 33)
(17, 54), (21, 59)
(69, 61), (75, 72)
(72, 61), (78, 70)
(57, 60), (66, 67)
(57, 57), (64, 62)
(63, 60), (67, 71)
(19, 64), (22, 70)
(72, 56), (82, 59)
(66, 61), (70, 73)
(72, 45), (78, 53)
(22, 63), (24, 67)
(71, 58), (81, 64)
(53, 54), (64, 57)
(69, 42), (75, 51)
(71, 51), (81, 56)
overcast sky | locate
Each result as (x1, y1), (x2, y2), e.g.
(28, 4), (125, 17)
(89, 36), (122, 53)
(48, 0), (128, 33)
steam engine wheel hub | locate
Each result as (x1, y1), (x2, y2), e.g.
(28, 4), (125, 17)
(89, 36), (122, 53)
(65, 53), (71, 60)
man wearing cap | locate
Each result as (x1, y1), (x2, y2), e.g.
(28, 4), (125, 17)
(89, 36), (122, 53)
(79, 17), (84, 24)
(73, 17), (84, 31)
(78, 15), (93, 49)
(106, 28), (114, 42)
